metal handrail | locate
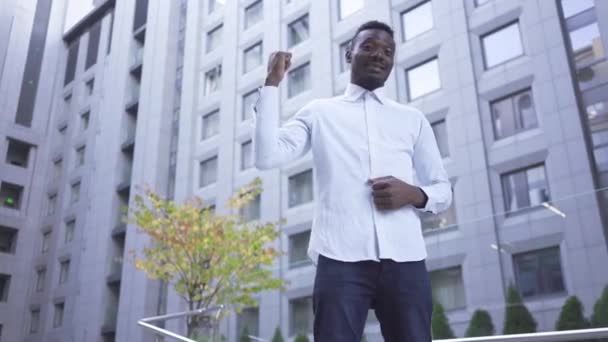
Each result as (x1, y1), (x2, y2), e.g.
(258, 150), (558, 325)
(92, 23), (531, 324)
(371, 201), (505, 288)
(434, 327), (608, 342)
(137, 305), (224, 342)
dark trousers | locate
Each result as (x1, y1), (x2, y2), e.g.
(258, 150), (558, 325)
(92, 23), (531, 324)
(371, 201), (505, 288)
(313, 254), (432, 342)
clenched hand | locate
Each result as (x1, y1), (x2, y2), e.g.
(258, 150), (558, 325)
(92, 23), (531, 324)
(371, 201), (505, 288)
(368, 176), (428, 210)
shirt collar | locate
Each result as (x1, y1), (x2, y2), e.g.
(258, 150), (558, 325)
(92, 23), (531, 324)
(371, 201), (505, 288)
(342, 83), (387, 105)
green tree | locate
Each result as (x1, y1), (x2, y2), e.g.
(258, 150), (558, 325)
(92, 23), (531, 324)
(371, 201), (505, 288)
(271, 327), (284, 342)
(556, 296), (590, 331)
(465, 309), (495, 337)
(294, 334), (309, 342)
(592, 286), (608, 342)
(128, 178), (285, 337)
(432, 301), (455, 339)
(503, 285), (537, 334)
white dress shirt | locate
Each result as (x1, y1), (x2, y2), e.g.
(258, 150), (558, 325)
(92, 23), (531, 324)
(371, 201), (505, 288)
(253, 83), (452, 264)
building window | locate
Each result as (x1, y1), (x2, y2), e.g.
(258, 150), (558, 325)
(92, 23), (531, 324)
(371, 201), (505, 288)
(201, 110), (220, 140)
(0, 182), (23, 209)
(513, 247), (565, 298)
(75, 146), (86, 167)
(81, 112), (90, 131)
(560, 0), (594, 18)
(481, 22), (523, 69)
(242, 90), (257, 121)
(288, 14), (309, 48)
(209, 0), (225, 14)
(0, 226), (17, 254)
(64, 40), (79, 86)
(288, 170), (313, 208)
(199, 156), (218, 187)
(86, 21), (101, 69)
(63, 93), (72, 113)
(338, 0), (364, 20)
(420, 197), (457, 232)
(237, 307), (260, 338)
(42, 231), (51, 253)
(289, 296), (313, 336)
(288, 62), (311, 98)
(206, 24), (223, 53)
(339, 40), (352, 73)
(568, 22), (605, 66)
(430, 267), (466, 310)
(241, 140), (253, 170)
(30, 309), (40, 333)
(70, 182), (81, 204)
(244, 0), (263, 29)
(53, 159), (63, 179)
(244, 41), (263, 73)
(240, 194), (261, 221)
(491, 89), (537, 139)
(204, 65), (222, 95)
(401, 1), (434, 41)
(289, 230), (311, 268)
(85, 78), (95, 96)
(0, 274), (10, 302)
(59, 260), (70, 284)
(6, 138), (32, 168)
(53, 302), (65, 327)
(58, 125), (68, 144)
(406, 58), (440, 100)
(502, 164), (549, 214)
(47, 194), (57, 215)
(65, 220), (75, 243)
(475, 0), (491, 6)
(36, 268), (46, 292)
(431, 120), (449, 158)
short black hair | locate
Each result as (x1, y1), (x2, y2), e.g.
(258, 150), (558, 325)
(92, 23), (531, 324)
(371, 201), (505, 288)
(350, 20), (394, 48)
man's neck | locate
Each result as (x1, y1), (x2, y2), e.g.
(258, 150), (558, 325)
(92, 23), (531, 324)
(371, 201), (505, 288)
(351, 79), (384, 92)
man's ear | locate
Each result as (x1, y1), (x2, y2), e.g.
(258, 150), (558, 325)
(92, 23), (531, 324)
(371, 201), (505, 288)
(345, 49), (352, 64)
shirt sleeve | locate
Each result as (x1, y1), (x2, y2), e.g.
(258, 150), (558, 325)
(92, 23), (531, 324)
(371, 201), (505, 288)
(251, 86), (312, 170)
(412, 113), (453, 214)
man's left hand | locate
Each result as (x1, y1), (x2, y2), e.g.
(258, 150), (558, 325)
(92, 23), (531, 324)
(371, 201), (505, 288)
(368, 176), (428, 210)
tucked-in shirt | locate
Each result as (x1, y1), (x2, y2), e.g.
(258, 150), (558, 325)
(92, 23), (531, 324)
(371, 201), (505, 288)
(252, 83), (452, 264)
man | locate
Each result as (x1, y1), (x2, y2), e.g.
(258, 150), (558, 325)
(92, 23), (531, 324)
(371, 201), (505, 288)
(253, 20), (452, 342)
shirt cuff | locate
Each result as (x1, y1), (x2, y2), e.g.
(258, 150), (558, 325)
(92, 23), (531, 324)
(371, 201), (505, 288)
(416, 185), (436, 213)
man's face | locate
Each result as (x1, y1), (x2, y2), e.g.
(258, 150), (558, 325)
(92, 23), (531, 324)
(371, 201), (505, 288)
(347, 29), (395, 89)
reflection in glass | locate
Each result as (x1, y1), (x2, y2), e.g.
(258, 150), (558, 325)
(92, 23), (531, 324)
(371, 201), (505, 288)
(502, 164), (549, 213)
(560, 0), (594, 18)
(199, 156), (218, 187)
(201, 110), (219, 139)
(491, 89), (538, 139)
(290, 296), (313, 336)
(339, 40), (352, 73)
(206, 24), (223, 53)
(289, 230), (312, 268)
(244, 41), (263, 73)
(513, 247), (565, 298)
(242, 90), (257, 121)
(288, 62), (311, 98)
(401, 1), (434, 41)
(241, 140), (253, 170)
(244, 0), (263, 29)
(570, 23), (605, 65)
(339, 0), (364, 19)
(236, 307), (259, 337)
(204, 65), (222, 95)
(406, 58), (441, 100)
(288, 170), (313, 208)
(288, 14), (310, 48)
(482, 22), (523, 68)
(430, 267), (466, 310)
(431, 119), (449, 158)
